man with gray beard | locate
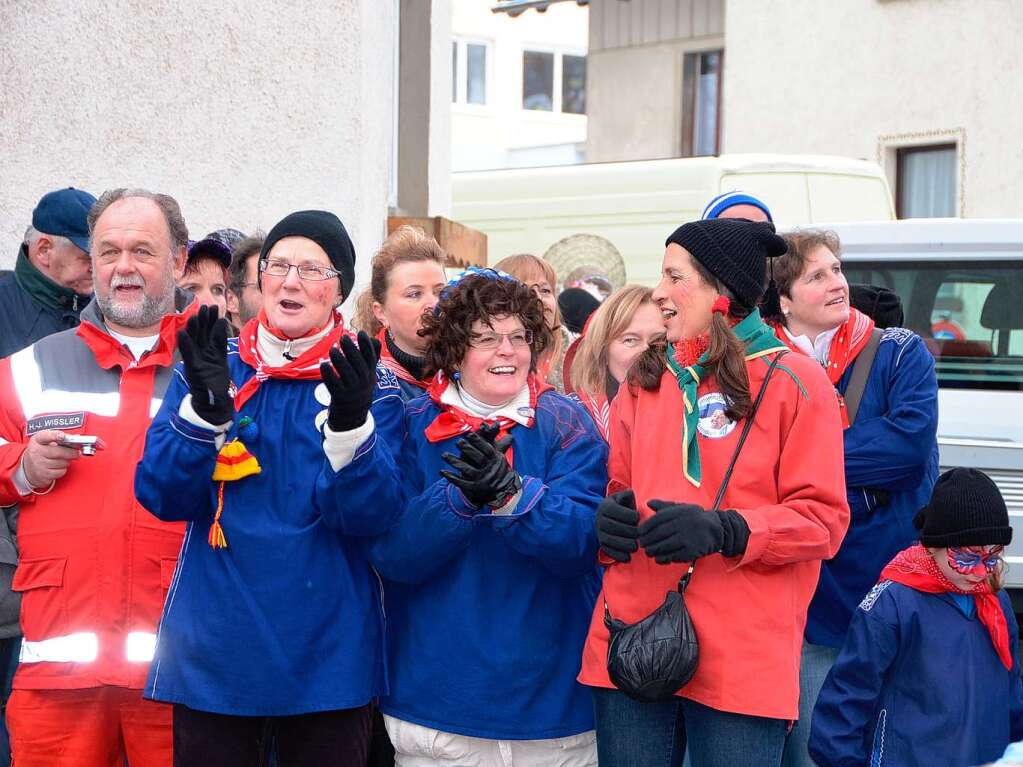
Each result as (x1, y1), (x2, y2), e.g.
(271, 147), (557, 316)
(0, 189), (196, 767)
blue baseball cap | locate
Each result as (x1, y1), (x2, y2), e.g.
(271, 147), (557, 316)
(701, 191), (773, 223)
(32, 187), (97, 252)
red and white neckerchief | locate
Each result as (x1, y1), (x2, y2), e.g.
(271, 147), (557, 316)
(376, 328), (429, 391)
(881, 544), (1012, 670)
(423, 372), (553, 465)
(775, 307), (875, 428)
(234, 309), (350, 410)
(576, 389), (610, 441)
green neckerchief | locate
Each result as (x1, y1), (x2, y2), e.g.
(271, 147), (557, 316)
(14, 244), (90, 313)
(665, 309), (787, 487)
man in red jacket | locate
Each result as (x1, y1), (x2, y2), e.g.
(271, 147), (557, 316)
(0, 188), (194, 767)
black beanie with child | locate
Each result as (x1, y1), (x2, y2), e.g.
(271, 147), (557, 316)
(914, 467), (1012, 547)
(665, 218), (787, 309)
(260, 210), (356, 298)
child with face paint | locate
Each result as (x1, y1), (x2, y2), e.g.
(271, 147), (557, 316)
(809, 468), (1023, 767)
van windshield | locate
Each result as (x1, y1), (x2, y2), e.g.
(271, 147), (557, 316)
(843, 260), (1023, 392)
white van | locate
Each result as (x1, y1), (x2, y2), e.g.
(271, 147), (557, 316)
(829, 219), (1023, 596)
(452, 153), (895, 285)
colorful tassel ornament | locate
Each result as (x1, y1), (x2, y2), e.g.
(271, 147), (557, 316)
(208, 438), (262, 549)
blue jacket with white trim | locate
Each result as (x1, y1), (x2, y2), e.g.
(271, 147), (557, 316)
(134, 338), (404, 716)
(806, 328), (939, 647)
(348, 389), (606, 740)
(809, 580), (1023, 767)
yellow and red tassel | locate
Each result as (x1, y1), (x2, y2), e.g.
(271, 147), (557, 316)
(207, 439), (261, 550)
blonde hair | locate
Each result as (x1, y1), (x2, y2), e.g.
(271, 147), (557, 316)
(572, 286), (655, 397)
(493, 254), (564, 371)
(351, 225), (447, 335)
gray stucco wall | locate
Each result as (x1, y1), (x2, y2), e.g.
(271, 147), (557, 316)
(0, 0), (397, 299)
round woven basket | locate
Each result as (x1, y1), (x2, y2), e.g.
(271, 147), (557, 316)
(543, 233), (627, 291)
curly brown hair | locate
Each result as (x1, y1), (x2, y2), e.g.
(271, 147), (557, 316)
(420, 273), (553, 378)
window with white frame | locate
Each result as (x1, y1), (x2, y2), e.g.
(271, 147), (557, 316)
(452, 38), (490, 106)
(682, 49), (723, 157)
(522, 49), (586, 114)
(896, 143), (957, 218)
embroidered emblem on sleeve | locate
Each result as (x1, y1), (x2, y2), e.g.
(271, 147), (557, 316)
(859, 580), (892, 612)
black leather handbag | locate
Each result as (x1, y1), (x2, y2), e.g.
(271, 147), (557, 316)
(604, 353), (785, 703)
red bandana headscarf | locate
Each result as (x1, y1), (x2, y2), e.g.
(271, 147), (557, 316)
(423, 371), (553, 464)
(774, 307), (875, 427)
(234, 309), (350, 410)
(881, 544), (1012, 670)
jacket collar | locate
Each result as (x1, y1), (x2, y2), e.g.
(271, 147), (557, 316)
(14, 244), (91, 314)
(76, 288), (196, 370)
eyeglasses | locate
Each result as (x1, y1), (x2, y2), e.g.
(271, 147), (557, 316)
(259, 259), (339, 282)
(469, 330), (533, 350)
(947, 545), (1004, 575)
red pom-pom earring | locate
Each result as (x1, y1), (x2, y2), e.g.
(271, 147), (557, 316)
(711, 295), (731, 315)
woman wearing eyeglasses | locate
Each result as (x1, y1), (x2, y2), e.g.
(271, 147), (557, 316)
(135, 210), (405, 766)
(351, 270), (606, 766)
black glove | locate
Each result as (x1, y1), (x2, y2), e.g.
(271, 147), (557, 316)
(177, 305), (233, 426)
(319, 331), (379, 432)
(596, 490), (640, 563)
(638, 500), (751, 564)
(440, 423), (521, 509)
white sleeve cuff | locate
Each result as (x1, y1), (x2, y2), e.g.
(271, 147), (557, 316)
(490, 488), (522, 516)
(12, 462), (33, 496)
(178, 394), (233, 450)
(322, 413), (376, 473)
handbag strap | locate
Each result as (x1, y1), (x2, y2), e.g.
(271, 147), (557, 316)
(679, 350), (786, 593)
(843, 328), (882, 424)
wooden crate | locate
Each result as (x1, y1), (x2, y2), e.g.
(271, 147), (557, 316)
(387, 216), (487, 269)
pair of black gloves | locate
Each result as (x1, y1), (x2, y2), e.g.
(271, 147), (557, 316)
(596, 489), (751, 564)
(440, 423), (522, 510)
(177, 305), (377, 432)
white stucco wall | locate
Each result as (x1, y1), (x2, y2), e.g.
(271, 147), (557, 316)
(451, 0), (588, 171)
(723, 0), (1023, 217)
(0, 0), (399, 303)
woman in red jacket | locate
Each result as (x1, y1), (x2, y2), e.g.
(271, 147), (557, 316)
(579, 218), (850, 767)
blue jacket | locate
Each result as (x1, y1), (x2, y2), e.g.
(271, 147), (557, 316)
(134, 339), (404, 715)
(806, 328), (939, 647)
(809, 581), (1023, 767)
(351, 390), (607, 740)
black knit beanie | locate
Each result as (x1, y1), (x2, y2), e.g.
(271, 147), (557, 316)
(558, 287), (601, 334)
(665, 218), (787, 308)
(914, 468), (1012, 547)
(260, 210), (356, 298)
(850, 284), (904, 329)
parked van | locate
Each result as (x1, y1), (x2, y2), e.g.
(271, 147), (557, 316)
(828, 219), (1023, 596)
(452, 153), (895, 285)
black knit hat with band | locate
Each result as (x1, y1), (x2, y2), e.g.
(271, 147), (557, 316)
(665, 218), (787, 308)
(914, 468), (1012, 547)
(260, 210), (356, 298)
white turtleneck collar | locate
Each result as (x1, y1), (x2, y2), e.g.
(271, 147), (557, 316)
(441, 381), (534, 426)
(256, 318), (334, 367)
(783, 325), (840, 367)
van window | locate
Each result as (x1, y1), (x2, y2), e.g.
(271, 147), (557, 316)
(843, 260), (1023, 391)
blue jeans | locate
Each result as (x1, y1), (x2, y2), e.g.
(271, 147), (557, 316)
(781, 642), (840, 767)
(592, 687), (787, 767)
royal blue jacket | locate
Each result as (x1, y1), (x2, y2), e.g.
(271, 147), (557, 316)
(344, 390), (606, 740)
(809, 580), (1023, 767)
(806, 328), (939, 647)
(134, 339), (404, 715)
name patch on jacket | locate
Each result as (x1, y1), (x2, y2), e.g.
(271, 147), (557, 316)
(26, 412), (86, 435)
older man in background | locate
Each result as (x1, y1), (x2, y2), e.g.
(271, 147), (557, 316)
(0, 188), (195, 767)
(0, 187), (97, 358)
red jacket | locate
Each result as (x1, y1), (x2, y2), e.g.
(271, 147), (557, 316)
(579, 351), (849, 719)
(0, 298), (191, 690)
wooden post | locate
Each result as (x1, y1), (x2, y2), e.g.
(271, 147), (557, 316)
(387, 216), (487, 269)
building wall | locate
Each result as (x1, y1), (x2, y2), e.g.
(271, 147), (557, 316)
(451, 0), (588, 171)
(723, 0), (1023, 217)
(585, 0), (723, 162)
(0, 0), (400, 303)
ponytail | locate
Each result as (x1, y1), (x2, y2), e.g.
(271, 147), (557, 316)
(351, 290), (383, 336)
(703, 306), (753, 421)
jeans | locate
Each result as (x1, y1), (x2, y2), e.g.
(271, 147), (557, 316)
(173, 702), (372, 767)
(781, 642), (840, 767)
(592, 687), (787, 767)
